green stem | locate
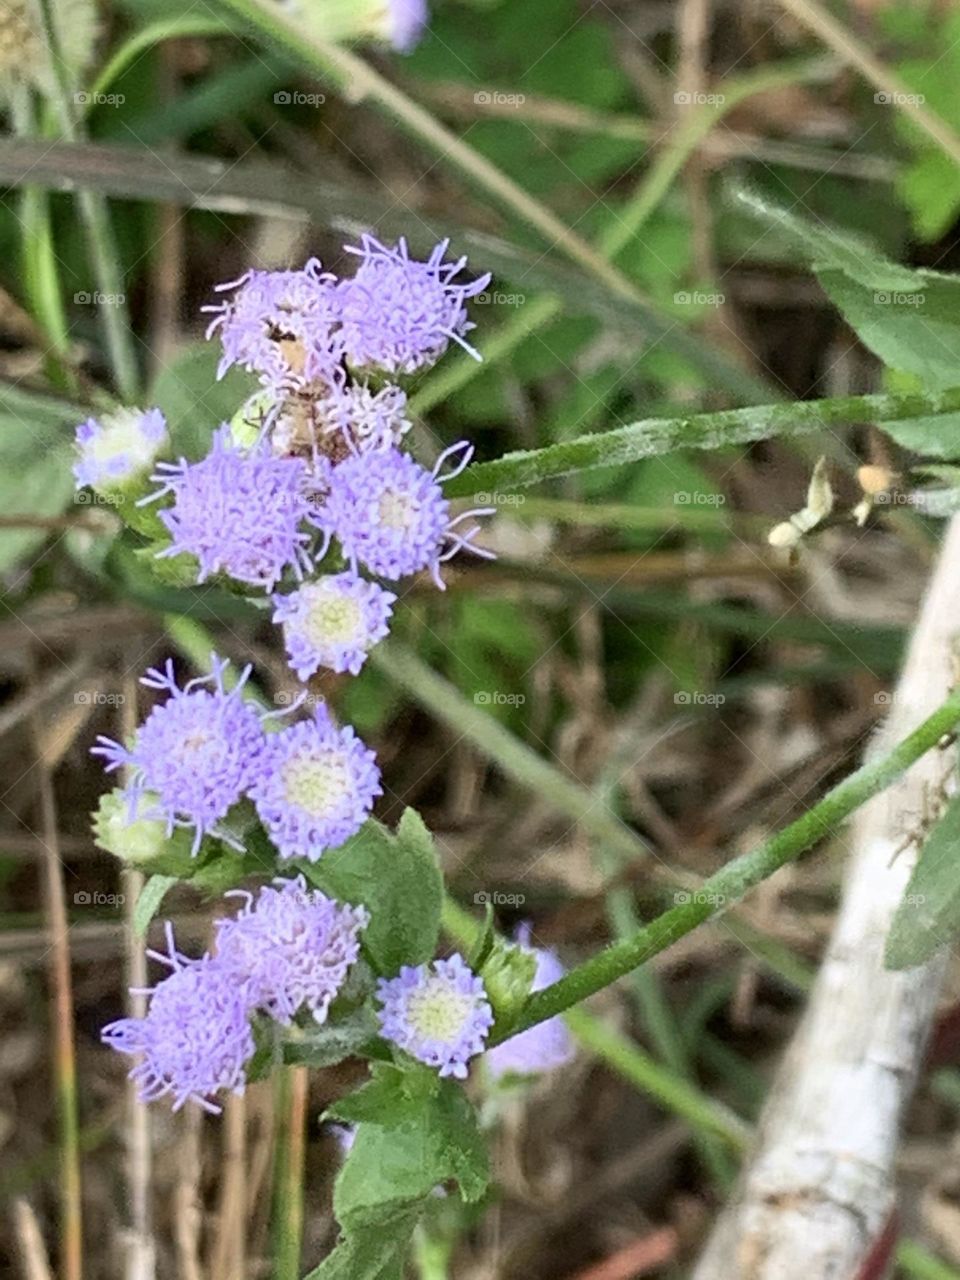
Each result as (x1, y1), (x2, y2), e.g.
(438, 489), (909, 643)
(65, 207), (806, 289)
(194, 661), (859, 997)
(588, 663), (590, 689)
(272, 1065), (307, 1280)
(440, 897), (748, 1148)
(445, 386), (960, 499)
(896, 1241), (960, 1280)
(497, 687), (960, 1041)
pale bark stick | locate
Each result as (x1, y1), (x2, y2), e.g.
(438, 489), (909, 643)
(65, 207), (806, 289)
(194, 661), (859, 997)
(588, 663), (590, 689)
(693, 515), (960, 1280)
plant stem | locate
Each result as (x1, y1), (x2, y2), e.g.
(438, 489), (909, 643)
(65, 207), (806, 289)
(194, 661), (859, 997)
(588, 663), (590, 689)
(496, 687), (960, 1041)
(896, 1240), (960, 1280)
(272, 1065), (307, 1280)
(445, 385), (960, 498)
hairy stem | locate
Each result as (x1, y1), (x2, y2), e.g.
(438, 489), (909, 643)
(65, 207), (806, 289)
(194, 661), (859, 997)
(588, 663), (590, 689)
(497, 687), (960, 1041)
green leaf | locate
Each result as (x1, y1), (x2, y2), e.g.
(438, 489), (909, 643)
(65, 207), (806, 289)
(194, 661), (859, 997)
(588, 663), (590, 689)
(329, 1065), (490, 1208)
(734, 188), (960, 458)
(885, 794), (960, 969)
(133, 874), (177, 937)
(302, 1203), (423, 1280)
(301, 810), (443, 974)
(148, 341), (257, 459)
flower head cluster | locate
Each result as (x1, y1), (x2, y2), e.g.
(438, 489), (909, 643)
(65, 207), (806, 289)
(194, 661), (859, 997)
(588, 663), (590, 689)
(92, 656), (267, 854)
(316, 442), (495, 590)
(485, 926), (574, 1081)
(204, 259), (343, 392)
(104, 882), (368, 1111)
(102, 925), (255, 1113)
(144, 427), (315, 590)
(74, 407), (168, 491)
(248, 705), (382, 862)
(95, 657), (380, 861)
(273, 573), (396, 679)
(339, 235), (491, 374)
(215, 875), (369, 1024)
(376, 954), (493, 1078)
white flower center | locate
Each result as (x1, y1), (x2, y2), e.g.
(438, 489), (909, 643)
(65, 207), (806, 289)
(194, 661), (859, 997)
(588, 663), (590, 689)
(406, 982), (472, 1044)
(281, 751), (350, 817)
(378, 488), (417, 532)
(88, 408), (160, 476)
(303, 591), (364, 649)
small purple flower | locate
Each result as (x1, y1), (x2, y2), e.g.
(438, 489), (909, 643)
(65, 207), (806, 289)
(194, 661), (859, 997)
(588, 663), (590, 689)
(248, 704), (381, 862)
(102, 926), (254, 1113)
(485, 927), (574, 1081)
(144, 427), (315, 590)
(273, 573), (396, 679)
(214, 875), (369, 1025)
(318, 381), (412, 454)
(73, 407), (168, 489)
(316, 442), (495, 589)
(376, 954), (493, 1078)
(386, 0), (428, 51)
(203, 259), (344, 391)
(92, 656), (267, 854)
(339, 235), (491, 374)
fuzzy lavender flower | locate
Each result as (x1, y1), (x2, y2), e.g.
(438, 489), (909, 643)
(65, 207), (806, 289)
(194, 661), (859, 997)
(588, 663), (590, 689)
(214, 875), (369, 1025)
(92, 656), (267, 854)
(319, 381), (412, 454)
(339, 235), (490, 374)
(316, 441), (494, 588)
(376, 954), (493, 1078)
(485, 926), (574, 1081)
(101, 926), (254, 1113)
(247, 704), (381, 862)
(385, 0), (428, 51)
(144, 427), (315, 590)
(204, 259), (344, 391)
(273, 574), (396, 679)
(73, 407), (168, 490)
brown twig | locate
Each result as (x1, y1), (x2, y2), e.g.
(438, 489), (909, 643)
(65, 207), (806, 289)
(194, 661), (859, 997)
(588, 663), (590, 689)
(29, 663), (83, 1280)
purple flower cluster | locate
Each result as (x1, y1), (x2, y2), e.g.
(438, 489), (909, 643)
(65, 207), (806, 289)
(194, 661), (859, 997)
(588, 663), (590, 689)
(376, 954), (493, 1078)
(95, 657), (380, 861)
(104, 882), (368, 1111)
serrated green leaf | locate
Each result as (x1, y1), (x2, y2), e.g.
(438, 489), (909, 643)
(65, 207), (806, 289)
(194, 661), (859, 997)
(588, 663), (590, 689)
(329, 1066), (489, 1211)
(301, 810), (442, 973)
(885, 794), (960, 969)
(302, 1202), (422, 1280)
(133, 874), (177, 937)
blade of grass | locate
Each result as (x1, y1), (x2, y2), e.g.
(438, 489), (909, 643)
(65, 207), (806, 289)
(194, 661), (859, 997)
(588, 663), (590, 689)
(33, 0), (139, 401)
(0, 137), (766, 401)
(371, 640), (653, 868)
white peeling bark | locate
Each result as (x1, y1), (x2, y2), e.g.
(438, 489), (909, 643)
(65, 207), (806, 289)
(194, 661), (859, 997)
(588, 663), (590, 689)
(693, 515), (960, 1280)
